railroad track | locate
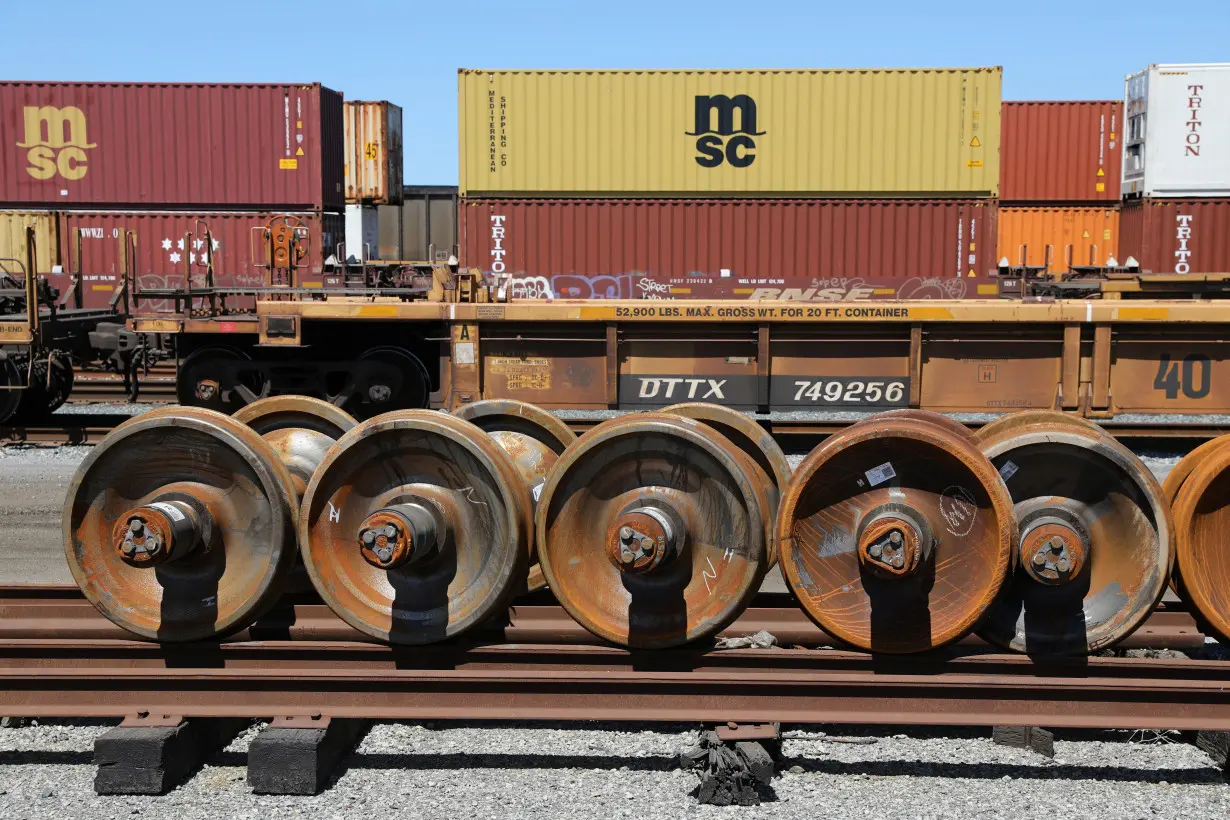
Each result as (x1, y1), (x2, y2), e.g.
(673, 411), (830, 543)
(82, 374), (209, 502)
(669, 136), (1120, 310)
(0, 585), (1219, 729)
(67, 363), (177, 404)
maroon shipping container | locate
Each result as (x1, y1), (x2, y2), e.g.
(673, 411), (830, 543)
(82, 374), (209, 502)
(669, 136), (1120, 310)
(1119, 198), (1230, 274)
(461, 198), (1001, 300)
(54, 210), (343, 313)
(1000, 101), (1122, 202)
(0, 82), (344, 210)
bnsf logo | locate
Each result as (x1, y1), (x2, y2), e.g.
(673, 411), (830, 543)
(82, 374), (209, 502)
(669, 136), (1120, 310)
(16, 106), (96, 181)
(686, 94), (764, 168)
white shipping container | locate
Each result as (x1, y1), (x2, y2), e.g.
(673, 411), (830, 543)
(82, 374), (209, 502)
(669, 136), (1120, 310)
(1123, 63), (1230, 198)
(344, 204), (381, 262)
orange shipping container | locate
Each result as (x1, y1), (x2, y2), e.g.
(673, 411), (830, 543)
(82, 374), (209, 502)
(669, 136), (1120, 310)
(997, 206), (1119, 272)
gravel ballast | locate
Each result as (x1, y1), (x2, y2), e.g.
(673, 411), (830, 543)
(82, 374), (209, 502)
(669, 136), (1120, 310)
(0, 722), (1226, 819)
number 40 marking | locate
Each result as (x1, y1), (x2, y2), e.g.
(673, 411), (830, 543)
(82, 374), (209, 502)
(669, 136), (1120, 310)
(1154, 353), (1211, 400)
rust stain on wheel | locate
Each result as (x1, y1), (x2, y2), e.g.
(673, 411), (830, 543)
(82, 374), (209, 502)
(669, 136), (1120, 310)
(1170, 437), (1230, 642)
(299, 410), (532, 644)
(861, 409), (975, 442)
(662, 402), (791, 510)
(537, 413), (771, 648)
(976, 414), (1173, 655)
(234, 395), (357, 498)
(1162, 436), (1230, 601)
(455, 399), (576, 593)
(63, 406), (299, 641)
(234, 395), (358, 594)
(776, 413), (1016, 654)
(973, 410), (1101, 445)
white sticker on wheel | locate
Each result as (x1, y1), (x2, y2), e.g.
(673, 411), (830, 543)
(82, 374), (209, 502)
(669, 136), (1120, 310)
(149, 501), (185, 522)
(998, 460), (1019, 481)
(864, 462), (896, 487)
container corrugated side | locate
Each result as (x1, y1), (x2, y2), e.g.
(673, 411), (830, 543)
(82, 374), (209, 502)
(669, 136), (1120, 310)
(998, 206), (1120, 271)
(1000, 101), (1122, 202)
(402, 186), (459, 261)
(0, 211), (58, 278)
(344, 101), (403, 205)
(1124, 64), (1230, 198)
(0, 82), (344, 210)
(56, 210), (342, 313)
(1119, 198), (1230, 274)
(460, 198), (1001, 300)
(459, 68), (1001, 197)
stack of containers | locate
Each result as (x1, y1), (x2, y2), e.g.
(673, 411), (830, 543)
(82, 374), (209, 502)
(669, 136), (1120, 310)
(0, 82), (345, 312)
(343, 101), (403, 261)
(997, 100), (1123, 272)
(1119, 63), (1230, 274)
(457, 68), (1004, 300)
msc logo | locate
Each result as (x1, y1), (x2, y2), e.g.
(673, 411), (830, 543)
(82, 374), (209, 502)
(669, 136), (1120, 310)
(16, 106), (96, 181)
(686, 94), (765, 169)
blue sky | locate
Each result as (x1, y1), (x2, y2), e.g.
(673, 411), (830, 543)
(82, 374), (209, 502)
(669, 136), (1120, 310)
(3, 0), (1226, 184)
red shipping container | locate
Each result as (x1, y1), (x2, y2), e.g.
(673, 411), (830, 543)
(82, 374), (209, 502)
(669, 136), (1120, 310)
(1119, 198), (1230, 274)
(461, 198), (1001, 300)
(54, 210), (343, 313)
(1000, 101), (1122, 202)
(0, 82), (344, 210)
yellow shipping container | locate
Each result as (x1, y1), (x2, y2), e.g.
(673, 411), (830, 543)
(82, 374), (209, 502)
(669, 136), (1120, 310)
(998, 206), (1120, 272)
(0, 211), (58, 277)
(459, 68), (1001, 197)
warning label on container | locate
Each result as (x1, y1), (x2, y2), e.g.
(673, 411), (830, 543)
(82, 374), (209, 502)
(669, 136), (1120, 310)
(279, 159), (298, 170)
(490, 357), (552, 390)
(970, 136), (981, 147)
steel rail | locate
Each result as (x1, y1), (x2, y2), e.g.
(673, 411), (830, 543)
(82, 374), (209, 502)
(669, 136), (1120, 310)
(0, 641), (1226, 729)
(0, 586), (1205, 650)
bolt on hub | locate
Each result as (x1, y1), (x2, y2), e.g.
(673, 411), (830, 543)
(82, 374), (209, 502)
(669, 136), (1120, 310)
(111, 500), (200, 568)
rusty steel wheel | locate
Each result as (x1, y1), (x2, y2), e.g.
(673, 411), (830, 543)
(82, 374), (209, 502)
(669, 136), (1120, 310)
(662, 401), (792, 506)
(975, 414), (1173, 655)
(1161, 436), (1230, 600)
(63, 406), (299, 641)
(858, 409), (975, 442)
(299, 410), (532, 644)
(234, 395), (358, 594)
(777, 414), (1016, 653)
(454, 399), (576, 593)
(234, 395), (357, 498)
(537, 413), (771, 648)
(973, 410), (1101, 445)
(1170, 437), (1230, 642)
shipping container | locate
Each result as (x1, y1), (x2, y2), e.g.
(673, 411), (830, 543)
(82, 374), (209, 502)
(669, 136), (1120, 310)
(1123, 64), (1230, 198)
(998, 206), (1120, 271)
(1119, 198), (1230, 274)
(344, 101), (403, 205)
(402, 185), (459, 261)
(376, 204), (402, 260)
(460, 198), (1001, 300)
(344, 204), (380, 261)
(1000, 101), (1122, 202)
(0, 82), (344, 210)
(0, 210), (58, 279)
(56, 210), (343, 313)
(459, 68), (1001, 197)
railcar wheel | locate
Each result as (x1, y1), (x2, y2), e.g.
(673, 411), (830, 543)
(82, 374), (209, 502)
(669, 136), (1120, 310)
(178, 346), (267, 412)
(63, 406), (298, 641)
(1161, 436), (1230, 601)
(454, 399), (576, 592)
(234, 395), (357, 498)
(43, 356), (74, 414)
(974, 410), (1100, 443)
(537, 414), (771, 648)
(856, 408), (975, 442)
(1168, 437), (1230, 642)
(974, 413), (1173, 655)
(299, 410), (532, 644)
(355, 346), (431, 416)
(777, 412), (1016, 653)
(662, 402), (792, 513)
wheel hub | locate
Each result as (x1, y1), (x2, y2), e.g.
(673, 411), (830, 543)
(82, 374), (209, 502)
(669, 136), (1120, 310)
(605, 505), (681, 573)
(357, 502), (442, 570)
